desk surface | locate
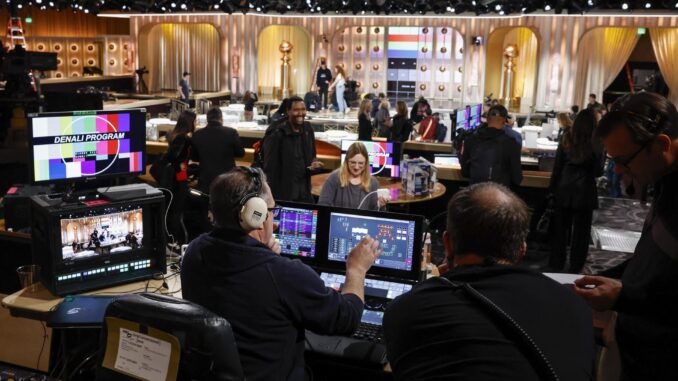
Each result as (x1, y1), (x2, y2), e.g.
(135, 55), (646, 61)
(311, 173), (446, 204)
(2, 266), (182, 320)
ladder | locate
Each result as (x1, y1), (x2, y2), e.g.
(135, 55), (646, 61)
(6, 16), (26, 49)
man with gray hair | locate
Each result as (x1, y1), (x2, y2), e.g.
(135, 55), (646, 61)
(384, 182), (594, 381)
(182, 167), (382, 381)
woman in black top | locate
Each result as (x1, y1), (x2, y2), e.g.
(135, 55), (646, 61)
(357, 99), (373, 141)
(243, 91), (257, 121)
(548, 109), (604, 273)
(166, 110), (196, 245)
(391, 100), (413, 142)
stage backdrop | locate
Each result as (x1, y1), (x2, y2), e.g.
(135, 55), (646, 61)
(331, 26), (464, 103)
(139, 23), (220, 93)
(257, 25), (311, 98)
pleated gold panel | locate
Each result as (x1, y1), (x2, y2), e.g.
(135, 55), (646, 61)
(140, 23), (221, 93)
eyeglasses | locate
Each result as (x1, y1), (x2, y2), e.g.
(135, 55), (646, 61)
(267, 206), (282, 218)
(606, 143), (647, 170)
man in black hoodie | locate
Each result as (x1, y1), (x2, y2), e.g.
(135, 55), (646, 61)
(182, 167), (382, 381)
(460, 104), (523, 188)
(315, 60), (332, 110)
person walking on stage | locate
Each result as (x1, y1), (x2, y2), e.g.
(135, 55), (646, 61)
(315, 60), (332, 110)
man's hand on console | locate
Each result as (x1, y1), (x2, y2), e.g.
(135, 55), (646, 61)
(342, 235), (383, 302)
(573, 275), (622, 312)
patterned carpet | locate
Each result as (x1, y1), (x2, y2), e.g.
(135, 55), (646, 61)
(521, 196), (650, 275)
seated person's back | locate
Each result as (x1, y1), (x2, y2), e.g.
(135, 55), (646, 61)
(384, 182), (594, 381)
(182, 167), (382, 381)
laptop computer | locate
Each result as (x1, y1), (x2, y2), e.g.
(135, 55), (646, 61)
(305, 208), (424, 364)
(47, 295), (115, 328)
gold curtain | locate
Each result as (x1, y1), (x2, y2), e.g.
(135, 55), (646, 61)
(257, 26), (311, 98)
(505, 28), (538, 106)
(484, 30), (506, 101)
(140, 23), (220, 93)
(574, 28), (639, 108)
(649, 28), (678, 106)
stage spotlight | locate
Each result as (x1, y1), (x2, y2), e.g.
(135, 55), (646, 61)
(544, 3), (552, 11)
(621, 2), (629, 9)
(645, 1), (652, 7)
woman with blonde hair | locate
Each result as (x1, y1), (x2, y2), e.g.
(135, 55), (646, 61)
(358, 99), (373, 140)
(318, 142), (387, 210)
(556, 112), (573, 141)
(329, 65), (348, 113)
(376, 100), (392, 138)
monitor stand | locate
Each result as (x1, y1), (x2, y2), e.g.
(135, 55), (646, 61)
(60, 184), (102, 204)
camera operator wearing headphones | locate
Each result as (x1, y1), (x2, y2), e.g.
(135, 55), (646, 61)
(181, 167), (383, 381)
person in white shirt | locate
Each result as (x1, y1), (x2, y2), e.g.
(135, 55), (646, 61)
(329, 65), (348, 113)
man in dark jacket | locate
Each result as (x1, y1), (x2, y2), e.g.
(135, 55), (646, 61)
(575, 92), (678, 380)
(315, 60), (332, 110)
(263, 96), (323, 202)
(191, 106), (245, 193)
(191, 106), (245, 231)
(384, 182), (594, 381)
(460, 104), (523, 188)
(182, 167), (382, 381)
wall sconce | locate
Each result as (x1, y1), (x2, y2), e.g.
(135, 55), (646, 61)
(87, 44), (95, 52)
(70, 44), (79, 52)
(421, 46), (429, 53)
(440, 46), (448, 54)
(372, 82), (379, 89)
(373, 46), (380, 52)
(356, 27), (363, 33)
(438, 85), (445, 91)
(420, 65), (427, 72)
(71, 58), (79, 66)
(419, 84), (427, 91)
(54, 44), (62, 51)
(356, 45), (362, 52)
(441, 28), (448, 34)
(372, 64), (380, 71)
(374, 27), (380, 34)
(338, 45), (345, 52)
(439, 66), (447, 72)
(108, 43), (117, 51)
(355, 63), (362, 70)
(109, 59), (117, 66)
(422, 27), (429, 34)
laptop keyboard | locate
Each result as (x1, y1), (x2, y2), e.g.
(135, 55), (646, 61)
(352, 322), (384, 343)
(320, 272), (412, 300)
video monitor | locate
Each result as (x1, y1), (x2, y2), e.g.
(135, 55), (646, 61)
(340, 140), (402, 178)
(327, 211), (420, 273)
(455, 107), (469, 130)
(28, 109), (146, 184)
(60, 207), (144, 262)
(273, 204), (319, 258)
(469, 104), (483, 129)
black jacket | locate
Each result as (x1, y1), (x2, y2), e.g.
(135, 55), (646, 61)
(391, 115), (413, 142)
(460, 126), (523, 187)
(182, 230), (363, 381)
(548, 143), (604, 210)
(358, 113), (372, 141)
(609, 170), (678, 379)
(262, 121), (319, 202)
(316, 67), (332, 88)
(191, 121), (245, 192)
(384, 265), (594, 381)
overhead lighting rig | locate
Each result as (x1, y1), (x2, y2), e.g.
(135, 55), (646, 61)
(1, 0), (677, 15)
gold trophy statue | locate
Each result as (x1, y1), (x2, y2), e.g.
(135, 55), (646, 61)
(279, 41), (293, 99)
(502, 44), (519, 109)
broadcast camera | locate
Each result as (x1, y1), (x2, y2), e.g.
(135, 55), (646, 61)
(135, 66), (149, 76)
(1, 44), (57, 96)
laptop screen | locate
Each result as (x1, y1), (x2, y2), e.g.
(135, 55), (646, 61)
(362, 310), (384, 326)
(273, 205), (319, 258)
(328, 212), (417, 272)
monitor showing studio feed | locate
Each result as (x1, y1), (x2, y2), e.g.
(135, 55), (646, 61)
(340, 140), (401, 178)
(28, 109), (146, 184)
(60, 207), (144, 262)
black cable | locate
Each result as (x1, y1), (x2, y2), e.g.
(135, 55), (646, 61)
(67, 351), (99, 380)
(36, 321), (48, 370)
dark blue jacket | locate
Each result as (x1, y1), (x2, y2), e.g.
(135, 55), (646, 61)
(181, 230), (363, 381)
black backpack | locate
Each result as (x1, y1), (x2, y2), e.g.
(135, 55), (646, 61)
(251, 123), (283, 168)
(468, 135), (507, 185)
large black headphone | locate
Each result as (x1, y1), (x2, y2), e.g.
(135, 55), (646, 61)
(235, 167), (269, 231)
